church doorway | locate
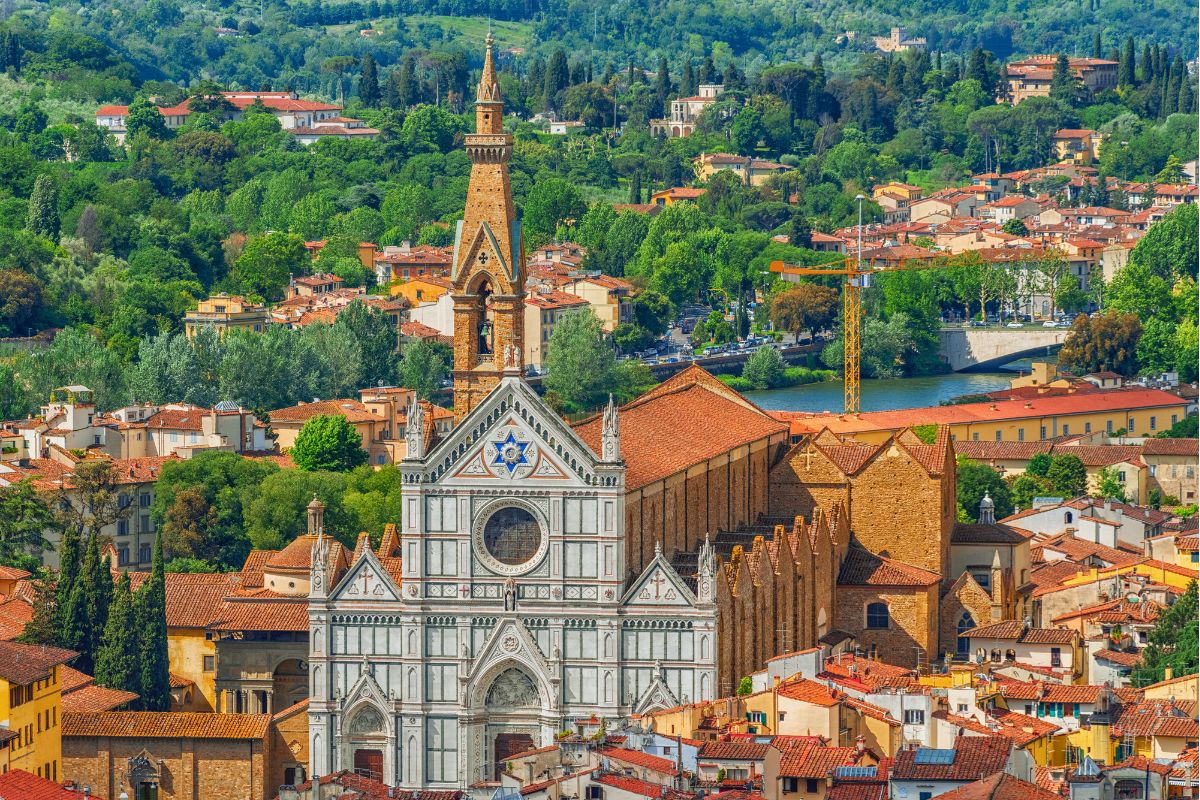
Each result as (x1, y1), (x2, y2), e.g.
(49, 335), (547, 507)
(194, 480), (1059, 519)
(353, 749), (384, 781)
(494, 733), (535, 779)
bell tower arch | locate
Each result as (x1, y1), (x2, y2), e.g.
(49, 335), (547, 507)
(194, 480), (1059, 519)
(451, 33), (525, 419)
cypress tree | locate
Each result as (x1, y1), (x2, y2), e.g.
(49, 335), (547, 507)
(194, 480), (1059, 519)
(358, 53), (380, 107)
(602, 61), (614, 86)
(1139, 44), (1152, 83)
(54, 525), (81, 639)
(1050, 53), (1077, 105)
(629, 172), (642, 204)
(61, 534), (100, 672)
(789, 211), (812, 248)
(1179, 76), (1195, 115)
(681, 58), (694, 96)
(136, 532), (171, 711)
(1113, 36), (1132, 86)
(543, 48), (569, 109)
(95, 572), (139, 695)
(654, 56), (670, 115)
(26, 174), (59, 240)
(1092, 31), (1102, 60)
(698, 56), (716, 85)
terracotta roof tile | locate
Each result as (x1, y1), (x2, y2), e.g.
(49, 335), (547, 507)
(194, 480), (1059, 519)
(0, 640), (77, 684)
(952, 522), (1034, 545)
(595, 746), (681, 776)
(837, 546), (942, 587)
(61, 683), (139, 713)
(593, 774), (691, 800)
(0, 597), (34, 640)
(269, 399), (379, 425)
(1114, 701), (1199, 738)
(698, 741), (770, 760)
(62, 711), (271, 739)
(1141, 436), (1199, 456)
(936, 773), (1062, 800)
(1094, 649), (1141, 667)
(776, 743), (860, 778)
(827, 786), (886, 800)
(0, 770), (100, 800)
(998, 681), (1107, 704)
(574, 366), (786, 490)
(208, 598), (310, 632)
(163, 572), (235, 628)
(891, 737), (1013, 782)
(776, 678), (840, 707)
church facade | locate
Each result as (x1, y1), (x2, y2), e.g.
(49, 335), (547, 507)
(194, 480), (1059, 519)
(305, 36), (717, 789)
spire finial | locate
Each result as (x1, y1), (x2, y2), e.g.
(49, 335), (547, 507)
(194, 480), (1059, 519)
(478, 32), (500, 103)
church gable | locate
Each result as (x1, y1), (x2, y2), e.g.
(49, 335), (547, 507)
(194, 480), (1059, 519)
(329, 550), (401, 603)
(623, 547), (696, 608)
(422, 378), (610, 488)
(452, 220), (515, 293)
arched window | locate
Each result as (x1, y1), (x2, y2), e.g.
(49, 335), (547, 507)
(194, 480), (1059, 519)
(1064, 511), (1073, 524)
(957, 612), (976, 657)
(865, 603), (889, 629)
(990, 649), (1003, 662)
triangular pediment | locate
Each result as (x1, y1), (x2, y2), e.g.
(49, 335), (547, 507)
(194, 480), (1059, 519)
(465, 618), (558, 711)
(330, 550), (400, 602)
(634, 672), (680, 714)
(623, 547), (696, 607)
(420, 378), (617, 490)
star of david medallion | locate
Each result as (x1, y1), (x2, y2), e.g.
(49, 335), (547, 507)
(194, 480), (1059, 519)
(492, 432), (530, 477)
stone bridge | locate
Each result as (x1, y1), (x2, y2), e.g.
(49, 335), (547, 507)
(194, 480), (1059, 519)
(938, 327), (1067, 372)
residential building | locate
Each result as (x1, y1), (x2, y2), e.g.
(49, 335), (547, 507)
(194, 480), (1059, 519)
(290, 116), (380, 145)
(977, 195), (1042, 223)
(548, 120), (585, 135)
(0, 641), (75, 782)
(524, 287), (590, 368)
(1005, 57), (1118, 104)
(389, 275), (452, 306)
(373, 243), (453, 285)
(961, 620), (1081, 678)
(1142, 438), (1198, 503)
(650, 84), (725, 138)
(555, 272), (635, 332)
(268, 394), (451, 465)
(289, 273), (344, 298)
(694, 153), (789, 186)
(908, 191), (979, 223)
(651, 187), (708, 206)
(183, 294), (270, 338)
(888, 738), (1034, 798)
(872, 27), (927, 52)
(1053, 129), (1105, 164)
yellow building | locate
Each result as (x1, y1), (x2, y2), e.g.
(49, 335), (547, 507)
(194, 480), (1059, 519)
(1009, 362), (1077, 390)
(650, 187), (707, 206)
(389, 275), (451, 305)
(1140, 672), (1199, 705)
(0, 641), (76, 781)
(871, 181), (924, 202)
(162, 573), (234, 712)
(785, 388), (1190, 445)
(693, 153), (788, 186)
(1052, 129), (1104, 164)
(184, 294), (270, 338)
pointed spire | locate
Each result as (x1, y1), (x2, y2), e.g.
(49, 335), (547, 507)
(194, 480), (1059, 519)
(601, 393), (621, 462)
(404, 394), (426, 461)
(478, 31), (501, 104)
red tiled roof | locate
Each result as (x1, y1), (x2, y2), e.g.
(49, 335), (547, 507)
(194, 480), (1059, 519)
(1114, 701), (1199, 738)
(574, 366), (786, 490)
(891, 737), (1013, 782)
(269, 398), (379, 425)
(0, 596), (34, 640)
(0, 770), (101, 800)
(698, 741), (770, 760)
(827, 786), (886, 800)
(208, 598), (310, 632)
(775, 743), (859, 778)
(63, 711), (271, 739)
(1141, 438), (1199, 456)
(936, 773), (1062, 800)
(837, 546), (942, 587)
(0, 640), (77, 684)
(593, 774), (691, 800)
(164, 572), (235, 628)
(596, 746), (682, 776)
(1094, 649), (1141, 667)
(997, 681), (1107, 704)
(776, 678), (840, 707)
(61, 683), (139, 713)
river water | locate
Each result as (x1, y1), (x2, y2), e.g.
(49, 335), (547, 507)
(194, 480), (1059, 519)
(745, 371), (1019, 413)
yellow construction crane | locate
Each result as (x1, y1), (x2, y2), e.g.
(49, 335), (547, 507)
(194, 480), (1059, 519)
(769, 256), (873, 414)
(769, 255), (939, 414)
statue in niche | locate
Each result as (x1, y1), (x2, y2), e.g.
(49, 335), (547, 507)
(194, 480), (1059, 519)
(485, 668), (539, 709)
(504, 578), (517, 611)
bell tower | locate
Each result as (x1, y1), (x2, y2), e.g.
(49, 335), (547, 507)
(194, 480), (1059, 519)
(451, 33), (525, 420)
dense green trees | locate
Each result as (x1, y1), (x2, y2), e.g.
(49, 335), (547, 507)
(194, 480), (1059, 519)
(291, 414), (369, 472)
(1132, 581), (1198, 687)
(956, 457), (1014, 522)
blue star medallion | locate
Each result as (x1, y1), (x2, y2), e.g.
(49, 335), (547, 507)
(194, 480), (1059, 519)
(492, 432), (530, 476)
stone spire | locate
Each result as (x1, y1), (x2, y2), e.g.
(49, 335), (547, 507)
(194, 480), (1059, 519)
(404, 394), (426, 460)
(697, 533), (716, 605)
(478, 31), (501, 104)
(309, 494), (329, 599)
(601, 394), (621, 462)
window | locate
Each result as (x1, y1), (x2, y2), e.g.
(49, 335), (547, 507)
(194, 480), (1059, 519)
(806, 779), (819, 793)
(117, 520), (129, 536)
(1018, 428), (1024, 442)
(139, 493), (151, 508)
(904, 709), (925, 725)
(1085, 423), (1091, 433)
(1050, 647), (1062, 667)
(1041, 426), (1047, 439)
(1118, 471), (1126, 483)
(1062, 424), (1069, 435)
(994, 431), (1002, 441)
(203, 656), (215, 671)
(1107, 420), (1113, 433)
(1150, 416), (1157, 430)
(139, 543), (151, 562)
(782, 778), (798, 793)
(425, 625), (458, 657)
(1045, 702), (1065, 717)
(118, 548), (129, 566)
(865, 603), (889, 629)
(972, 432), (979, 441)
(425, 718), (458, 782)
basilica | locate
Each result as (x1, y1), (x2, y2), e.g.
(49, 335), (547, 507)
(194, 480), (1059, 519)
(305, 35), (719, 788)
(305, 33), (1028, 791)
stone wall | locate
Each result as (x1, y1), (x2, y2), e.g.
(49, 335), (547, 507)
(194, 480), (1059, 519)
(834, 584), (939, 669)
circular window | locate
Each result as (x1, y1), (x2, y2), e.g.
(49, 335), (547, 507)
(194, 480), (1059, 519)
(483, 506), (541, 565)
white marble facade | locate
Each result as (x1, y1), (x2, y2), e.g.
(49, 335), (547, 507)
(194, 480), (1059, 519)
(307, 376), (718, 788)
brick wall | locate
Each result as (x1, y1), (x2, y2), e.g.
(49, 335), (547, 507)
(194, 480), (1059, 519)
(834, 585), (939, 669)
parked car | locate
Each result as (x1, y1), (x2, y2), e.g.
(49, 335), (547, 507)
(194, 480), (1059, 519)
(1042, 320), (1058, 328)
(1007, 322), (1023, 328)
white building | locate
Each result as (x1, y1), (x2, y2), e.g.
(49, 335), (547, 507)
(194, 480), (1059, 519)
(649, 84), (724, 138)
(306, 383), (718, 787)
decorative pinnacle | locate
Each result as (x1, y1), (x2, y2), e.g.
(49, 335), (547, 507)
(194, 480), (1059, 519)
(478, 32), (500, 103)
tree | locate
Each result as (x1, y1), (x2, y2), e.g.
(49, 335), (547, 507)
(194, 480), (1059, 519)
(0, 269), (43, 336)
(956, 457), (1014, 521)
(1001, 219), (1028, 236)
(1008, 473), (1049, 511)
(0, 480), (52, 571)
(1049, 54), (1079, 105)
(1132, 581), (1197, 686)
(1093, 466), (1126, 501)
(94, 572), (139, 695)
(358, 53), (381, 107)
(1127, 204), (1197, 282)
(730, 107), (765, 155)
(60, 531), (111, 674)
(1046, 454), (1088, 498)
(522, 178), (586, 241)
(322, 56), (357, 106)
(788, 212), (812, 248)
(631, 290), (673, 337)
(397, 339), (449, 400)
(770, 284), (839, 341)
(544, 49), (570, 109)
(737, 676), (753, 695)
(291, 415), (369, 472)
(742, 346), (784, 390)
(56, 460), (130, 541)
(334, 300), (396, 388)
(231, 232), (307, 301)
(125, 97), (169, 140)
(1058, 312), (1141, 376)
(1027, 452), (1052, 477)
(628, 173), (642, 204)
(543, 309), (616, 411)
(136, 532), (171, 711)
(27, 174), (59, 240)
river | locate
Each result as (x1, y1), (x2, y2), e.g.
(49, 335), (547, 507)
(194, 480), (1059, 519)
(745, 371), (1020, 413)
